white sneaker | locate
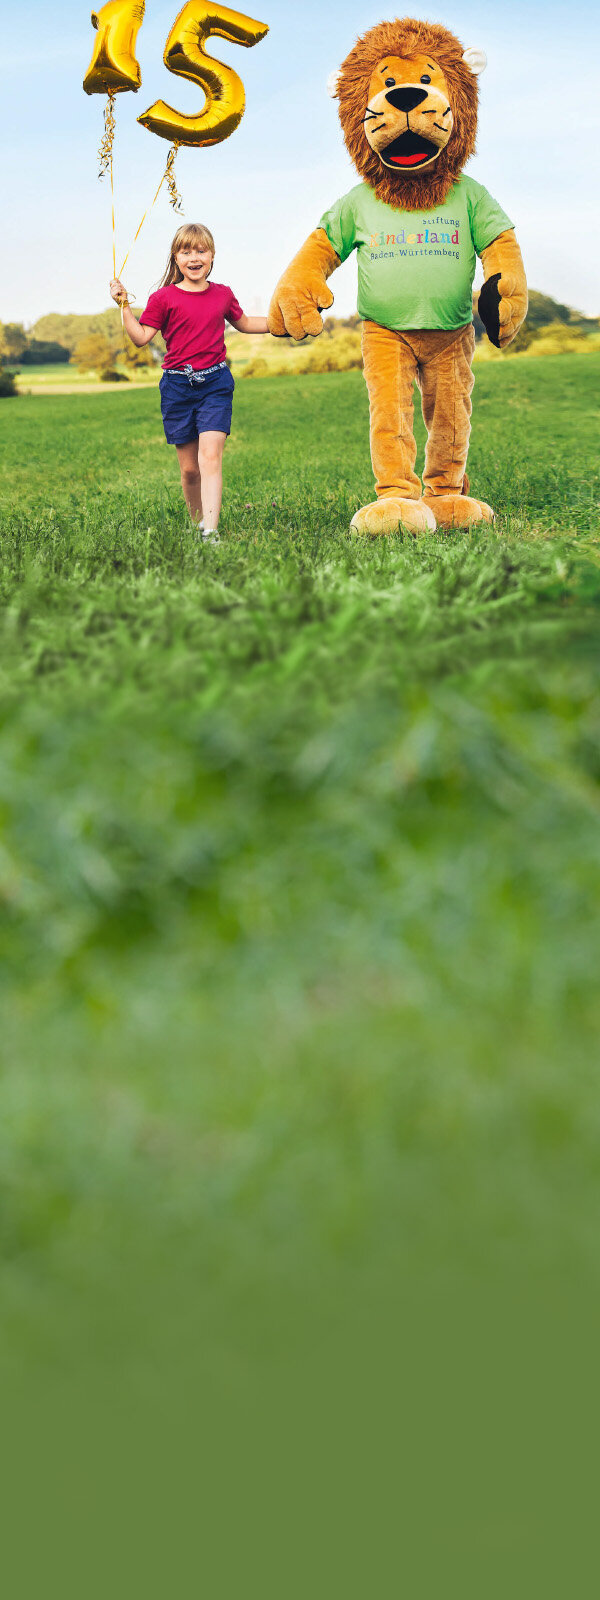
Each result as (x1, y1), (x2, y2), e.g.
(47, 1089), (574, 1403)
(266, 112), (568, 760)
(201, 529), (220, 545)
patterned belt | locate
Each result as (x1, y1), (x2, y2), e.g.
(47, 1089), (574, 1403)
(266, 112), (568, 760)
(166, 360), (228, 385)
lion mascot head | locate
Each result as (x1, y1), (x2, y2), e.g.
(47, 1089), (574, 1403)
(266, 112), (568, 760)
(329, 17), (486, 211)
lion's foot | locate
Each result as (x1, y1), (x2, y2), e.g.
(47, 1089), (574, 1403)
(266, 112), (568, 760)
(424, 495), (495, 529)
(350, 497), (436, 537)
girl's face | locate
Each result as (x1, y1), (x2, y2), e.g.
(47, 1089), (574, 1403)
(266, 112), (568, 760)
(175, 243), (214, 286)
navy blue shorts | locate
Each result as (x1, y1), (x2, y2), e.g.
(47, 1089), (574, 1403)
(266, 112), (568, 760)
(159, 363), (235, 445)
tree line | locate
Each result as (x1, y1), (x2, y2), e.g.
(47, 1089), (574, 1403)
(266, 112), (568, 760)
(1, 290), (598, 395)
(0, 308), (162, 388)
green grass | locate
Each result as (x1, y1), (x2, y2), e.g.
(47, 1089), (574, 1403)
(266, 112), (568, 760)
(1, 356), (600, 1361)
(2, 351), (600, 1590)
(16, 360), (160, 391)
(15, 362), (74, 382)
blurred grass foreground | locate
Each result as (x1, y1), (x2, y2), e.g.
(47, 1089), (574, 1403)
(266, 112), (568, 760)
(1, 354), (600, 1592)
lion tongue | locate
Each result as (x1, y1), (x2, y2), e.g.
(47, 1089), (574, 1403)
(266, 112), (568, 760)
(389, 150), (429, 166)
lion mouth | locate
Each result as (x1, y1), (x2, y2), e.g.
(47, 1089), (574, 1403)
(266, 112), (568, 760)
(379, 130), (439, 168)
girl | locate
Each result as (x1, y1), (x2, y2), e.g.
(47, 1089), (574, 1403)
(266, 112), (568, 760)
(110, 223), (268, 542)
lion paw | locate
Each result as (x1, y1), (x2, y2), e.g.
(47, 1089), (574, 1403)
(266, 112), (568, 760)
(424, 495), (495, 529)
(350, 497), (437, 537)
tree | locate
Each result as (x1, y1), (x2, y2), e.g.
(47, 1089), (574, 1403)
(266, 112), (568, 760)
(71, 334), (123, 380)
(472, 286), (595, 346)
(504, 321), (535, 353)
(20, 339), (70, 366)
(0, 322), (28, 360)
(32, 310), (166, 361)
(0, 360), (19, 397)
(526, 291), (571, 329)
(120, 339), (157, 370)
(529, 321), (600, 354)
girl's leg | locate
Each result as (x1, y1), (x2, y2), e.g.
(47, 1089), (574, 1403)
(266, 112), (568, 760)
(198, 431), (226, 530)
(176, 439), (203, 524)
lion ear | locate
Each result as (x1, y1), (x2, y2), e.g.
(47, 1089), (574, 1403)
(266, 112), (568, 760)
(462, 47), (487, 75)
(326, 68), (342, 98)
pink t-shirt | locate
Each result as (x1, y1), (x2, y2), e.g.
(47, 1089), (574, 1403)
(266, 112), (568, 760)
(139, 281), (244, 370)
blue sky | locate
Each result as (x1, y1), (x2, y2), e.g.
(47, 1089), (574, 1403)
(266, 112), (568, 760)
(2, 0), (598, 324)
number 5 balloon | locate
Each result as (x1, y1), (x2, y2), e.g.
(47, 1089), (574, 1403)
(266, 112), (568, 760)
(138, 2), (268, 147)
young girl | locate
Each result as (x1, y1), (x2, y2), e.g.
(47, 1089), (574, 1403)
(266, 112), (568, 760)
(110, 223), (268, 542)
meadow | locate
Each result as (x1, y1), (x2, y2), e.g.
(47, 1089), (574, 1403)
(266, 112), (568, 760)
(1, 353), (600, 1587)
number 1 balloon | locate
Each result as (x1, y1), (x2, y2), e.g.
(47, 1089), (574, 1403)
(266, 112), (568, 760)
(84, 2), (145, 176)
(83, 0), (146, 304)
(83, 0), (145, 95)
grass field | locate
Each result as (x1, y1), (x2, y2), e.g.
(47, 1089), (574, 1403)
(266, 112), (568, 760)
(16, 359), (161, 395)
(1, 353), (600, 1587)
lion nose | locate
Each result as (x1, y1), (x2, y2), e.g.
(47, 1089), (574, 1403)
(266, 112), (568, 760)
(385, 86), (428, 112)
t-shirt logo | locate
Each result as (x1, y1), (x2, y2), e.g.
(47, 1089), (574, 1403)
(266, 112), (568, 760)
(370, 219), (460, 260)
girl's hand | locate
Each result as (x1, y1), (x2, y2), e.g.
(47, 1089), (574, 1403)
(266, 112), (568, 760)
(110, 279), (128, 305)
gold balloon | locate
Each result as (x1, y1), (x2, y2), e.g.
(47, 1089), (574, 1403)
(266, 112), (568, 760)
(138, 2), (268, 147)
(83, 0), (145, 96)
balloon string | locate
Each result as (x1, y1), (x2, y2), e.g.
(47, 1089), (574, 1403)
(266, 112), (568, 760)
(98, 91), (116, 179)
(110, 147), (117, 279)
(98, 93), (123, 324)
(118, 144), (183, 280)
(110, 145), (123, 325)
(164, 144), (184, 214)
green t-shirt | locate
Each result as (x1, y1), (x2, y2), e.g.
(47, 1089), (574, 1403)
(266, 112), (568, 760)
(319, 175), (513, 331)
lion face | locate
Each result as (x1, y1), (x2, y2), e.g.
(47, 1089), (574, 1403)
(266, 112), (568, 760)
(335, 20), (484, 212)
(364, 53), (453, 173)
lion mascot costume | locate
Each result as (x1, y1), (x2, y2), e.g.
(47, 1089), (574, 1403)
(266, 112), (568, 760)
(268, 17), (527, 534)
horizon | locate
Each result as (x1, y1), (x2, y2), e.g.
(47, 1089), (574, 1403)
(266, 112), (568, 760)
(25, 285), (596, 340)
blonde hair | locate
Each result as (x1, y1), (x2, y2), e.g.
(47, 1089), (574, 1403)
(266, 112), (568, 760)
(159, 223), (215, 287)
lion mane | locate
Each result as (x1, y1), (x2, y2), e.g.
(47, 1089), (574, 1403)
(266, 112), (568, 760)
(337, 17), (479, 211)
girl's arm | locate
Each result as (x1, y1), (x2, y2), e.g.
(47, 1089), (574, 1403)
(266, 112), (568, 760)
(109, 280), (157, 347)
(230, 314), (269, 335)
